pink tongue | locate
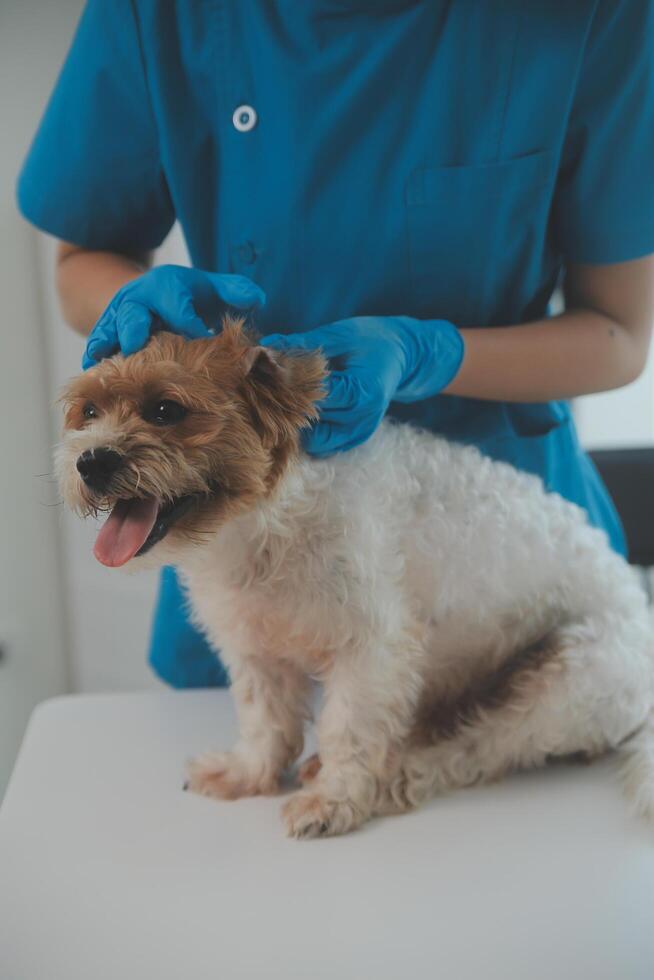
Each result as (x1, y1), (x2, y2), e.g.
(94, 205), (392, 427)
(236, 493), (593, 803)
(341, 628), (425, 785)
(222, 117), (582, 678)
(94, 498), (160, 567)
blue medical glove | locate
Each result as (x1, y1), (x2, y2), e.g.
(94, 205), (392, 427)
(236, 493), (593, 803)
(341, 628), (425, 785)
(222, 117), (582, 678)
(83, 265), (266, 369)
(261, 316), (464, 456)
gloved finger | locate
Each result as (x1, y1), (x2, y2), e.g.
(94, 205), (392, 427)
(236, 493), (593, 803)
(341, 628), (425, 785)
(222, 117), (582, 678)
(211, 274), (266, 310)
(115, 301), (154, 356)
(260, 330), (353, 360)
(316, 371), (364, 415)
(300, 420), (346, 457)
(301, 419), (372, 457)
(149, 290), (212, 339)
(83, 320), (119, 369)
(89, 301), (117, 341)
(259, 332), (313, 351)
(82, 346), (107, 370)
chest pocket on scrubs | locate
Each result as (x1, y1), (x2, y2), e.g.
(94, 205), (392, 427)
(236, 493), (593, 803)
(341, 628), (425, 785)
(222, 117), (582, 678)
(405, 150), (556, 326)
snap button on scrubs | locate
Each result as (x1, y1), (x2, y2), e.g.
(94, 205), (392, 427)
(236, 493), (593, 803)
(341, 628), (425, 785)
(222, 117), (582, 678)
(232, 105), (257, 132)
(18, 0), (654, 686)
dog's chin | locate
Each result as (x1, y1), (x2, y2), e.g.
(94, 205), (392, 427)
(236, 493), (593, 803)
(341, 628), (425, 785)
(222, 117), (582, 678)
(91, 490), (216, 568)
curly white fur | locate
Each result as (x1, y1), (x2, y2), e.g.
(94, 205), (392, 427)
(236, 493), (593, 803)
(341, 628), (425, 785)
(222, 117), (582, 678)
(148, 421), (654, 837)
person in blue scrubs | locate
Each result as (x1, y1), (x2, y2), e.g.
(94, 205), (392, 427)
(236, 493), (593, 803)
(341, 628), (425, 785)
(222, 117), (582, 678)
(19, 1), (654, 688)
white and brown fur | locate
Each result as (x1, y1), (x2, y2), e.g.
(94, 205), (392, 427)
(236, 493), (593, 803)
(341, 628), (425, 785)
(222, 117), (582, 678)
(57, 320), (654, 837)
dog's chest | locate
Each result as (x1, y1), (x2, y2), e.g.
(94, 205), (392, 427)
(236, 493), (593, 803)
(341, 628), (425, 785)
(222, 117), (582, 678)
(191, 578), (335, 673)
(182, 491), (357, 670)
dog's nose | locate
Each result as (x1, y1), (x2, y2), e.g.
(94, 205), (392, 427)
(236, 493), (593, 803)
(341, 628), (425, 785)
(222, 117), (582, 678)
(76, 448), (122, 491)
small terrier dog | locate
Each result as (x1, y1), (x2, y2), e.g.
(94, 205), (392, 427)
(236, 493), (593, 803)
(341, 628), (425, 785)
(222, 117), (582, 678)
(58, 319), (654, 837)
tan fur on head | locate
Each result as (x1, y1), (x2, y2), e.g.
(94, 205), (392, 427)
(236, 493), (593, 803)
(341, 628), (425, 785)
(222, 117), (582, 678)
(57, 317), (326, 555)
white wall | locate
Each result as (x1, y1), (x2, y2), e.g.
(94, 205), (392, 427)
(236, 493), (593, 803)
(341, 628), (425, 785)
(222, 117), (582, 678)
(0, 2), (187, 797)
(0, 0), (189, 699)
(576, 361), (654, 449)
(0, 0), (79, 794)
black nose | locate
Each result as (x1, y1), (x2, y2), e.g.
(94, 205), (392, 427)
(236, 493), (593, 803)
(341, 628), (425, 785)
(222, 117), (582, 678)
(76, 448), (123, 491)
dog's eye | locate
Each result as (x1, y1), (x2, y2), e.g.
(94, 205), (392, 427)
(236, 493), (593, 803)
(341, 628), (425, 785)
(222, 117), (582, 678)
(82, 402), (98, 420)
(143, 400), (188, 426)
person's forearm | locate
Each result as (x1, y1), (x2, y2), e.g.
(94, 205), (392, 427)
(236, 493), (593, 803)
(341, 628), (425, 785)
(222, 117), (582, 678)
(443, 309), (649, 402)
(444, 257), (654, 402)
(56, 243), (150, 335)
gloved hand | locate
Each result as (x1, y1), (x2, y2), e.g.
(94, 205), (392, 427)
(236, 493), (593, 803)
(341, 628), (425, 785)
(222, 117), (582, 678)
(261, 316), (464, 456)
(83, 265), (266, 369)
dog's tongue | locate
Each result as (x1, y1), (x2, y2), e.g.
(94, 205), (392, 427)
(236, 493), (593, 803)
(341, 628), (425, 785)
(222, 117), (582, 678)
(94, 498), (160, 567)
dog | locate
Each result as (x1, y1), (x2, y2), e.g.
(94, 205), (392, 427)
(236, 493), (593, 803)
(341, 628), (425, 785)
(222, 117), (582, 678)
(57, 318), (654, 838)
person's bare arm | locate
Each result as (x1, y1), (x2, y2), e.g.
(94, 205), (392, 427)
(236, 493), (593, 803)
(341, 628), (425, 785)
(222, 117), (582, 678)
(444, 256), (654, 402)
(56, 242), (151, 335)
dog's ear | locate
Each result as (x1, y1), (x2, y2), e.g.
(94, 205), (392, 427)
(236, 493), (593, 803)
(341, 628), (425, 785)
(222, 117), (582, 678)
(210, 316), (326, 450)
(242, 344), (286, 383)
(240, 343), (326, 450)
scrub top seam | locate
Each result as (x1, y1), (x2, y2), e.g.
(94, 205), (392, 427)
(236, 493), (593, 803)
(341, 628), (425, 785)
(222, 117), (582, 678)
(126, 0), (167, 196)
(208, 0), (236, 273)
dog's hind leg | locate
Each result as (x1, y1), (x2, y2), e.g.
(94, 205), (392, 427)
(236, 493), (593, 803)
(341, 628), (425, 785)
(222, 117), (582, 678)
(383, 613), (654, 814)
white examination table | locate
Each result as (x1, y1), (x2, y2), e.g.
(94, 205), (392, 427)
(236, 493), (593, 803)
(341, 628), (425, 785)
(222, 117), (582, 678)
(1, 690), (653, 979)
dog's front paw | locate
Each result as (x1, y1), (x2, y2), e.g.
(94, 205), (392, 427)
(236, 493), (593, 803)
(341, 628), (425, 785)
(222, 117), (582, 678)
(281, 790), (364, 839)
(186, 751), (279, 801)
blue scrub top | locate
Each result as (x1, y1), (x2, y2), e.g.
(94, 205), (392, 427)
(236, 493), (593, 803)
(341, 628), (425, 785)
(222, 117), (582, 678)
(19, 0), (654, 686)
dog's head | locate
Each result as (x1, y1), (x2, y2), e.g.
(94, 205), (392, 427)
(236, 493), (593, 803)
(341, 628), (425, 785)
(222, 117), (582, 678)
(57, 318), (326, 568)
